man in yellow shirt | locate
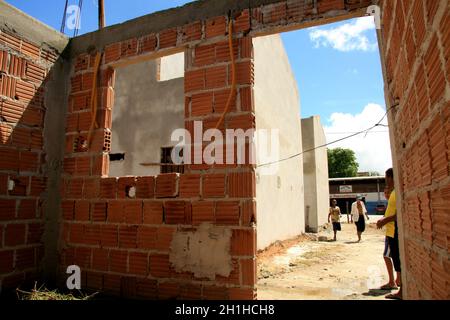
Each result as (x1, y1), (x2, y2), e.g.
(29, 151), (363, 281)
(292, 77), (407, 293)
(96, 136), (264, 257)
(377, 168), (402, 300)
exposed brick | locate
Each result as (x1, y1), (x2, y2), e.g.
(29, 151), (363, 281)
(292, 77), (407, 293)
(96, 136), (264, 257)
(0, 250), (14, 273)
(61, 200), (74, 220)
(74, 200), (90, 221)
(100, 224), (118, 247)
(5, 223), (26, 246)
(216, 201), (240, 225)
(128, 251), (148, 276)
(189, 197), (212, 221)
(121, 38), (138, 58)
(241, 199), (256, 226)
(136, 176), (155, 198)
(179, 174), (201, 197)
(164, 201), (190, 224)
(202, 174), (226, 198)
(100, 177), (117, 198)
(109, 250), (127, 273)
(234, 9), (251, 33)
(137, 226), (157, 249)
(214, 88), (236, 113)
(228, 171), (256, 197)
(205, 65), (227, 89)
(159, 28), (178, 49)
(158, 281), (180, 299)
(138, 34), (157, 54)
(182, 21), (203, 42)
(117, 177), (136, 199)
(17, 199), (37, 219)
(240, 258), (256, 286)
(149, 254), (170, 278)
(203, 285), (229, 300)
(154, 227), (175, 252)
(231, 228), (256, 256)
(229, 287), (256, 300)
(191, 92), (213, 116)
(104, 43), (121, 64)
(205, 16), (227, 39)
(143, 201), (163, 224)
(136, 279), (158, 299)
(155, 173), (178, 198)
(16, 247), (36, 270)
(185, 69), (205, 92)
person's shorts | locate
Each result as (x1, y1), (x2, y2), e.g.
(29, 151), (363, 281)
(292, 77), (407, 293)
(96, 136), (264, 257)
(387, 234), (401, 272)
(383, 237), (391, 258)
(332, 222), (341, 231)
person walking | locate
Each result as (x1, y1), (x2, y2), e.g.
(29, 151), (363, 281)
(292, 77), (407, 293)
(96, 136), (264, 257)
(351, 195), (369, 242)
(328, 199), (342, 241)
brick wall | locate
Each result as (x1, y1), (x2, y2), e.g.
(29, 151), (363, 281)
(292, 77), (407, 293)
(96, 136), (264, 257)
(60, 14), (257, 299)
(0, 29), (58, 292)
(380, 0), (450, 299)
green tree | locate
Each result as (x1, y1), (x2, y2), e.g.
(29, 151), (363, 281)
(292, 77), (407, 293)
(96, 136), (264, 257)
(327, 148), (359, 178)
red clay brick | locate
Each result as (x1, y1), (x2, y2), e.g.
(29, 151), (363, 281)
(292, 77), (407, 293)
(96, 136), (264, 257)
(16, 247), (36, 270)
(136, 176), (155, 198)
(100, 224), (118, 247)
(205, 65), (227, 89)
(155, 173), (178, 198)
(109, 250), (127, 273)
(164, 201), (189, 224)
(185, 69), (205, 92)
(128, 251), (148, 276)
(202, 174), (226, 198)
(154, 227), (175, 252)
(121, 38), (137, 58)
(5, 223), (26, 246)
(179, 174), (201, 197)
(27, 223), (42, 244)
(117, 177), (136, 199)
(100, 177), (117, 198)
(137, 226), (157, 249)
(231, 228), (256, 256)
(192, 201), (215, 225)
(159, 28), (178, 49)
(216, 201), (240, 225)
(138, 34), (157, 53)
(74, 200), (90, 221)
(17, 199), (37, 219)
(228, 171), (255, 197)
(182, 21), (203, 42)
(143, 201), (163, 224)
(61, 200), (74, 220)
(191, 92), (213, 116)
(124, 201), (142, 224)
(240, 258), (256, 286)
(0, 250), (14, 273)
(149, 254), (170, 278)
(205, 16), (227, 39)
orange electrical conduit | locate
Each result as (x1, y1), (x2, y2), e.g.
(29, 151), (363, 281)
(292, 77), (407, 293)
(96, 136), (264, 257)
(86, 51), (102, 150)
(214, 18), (236, 130)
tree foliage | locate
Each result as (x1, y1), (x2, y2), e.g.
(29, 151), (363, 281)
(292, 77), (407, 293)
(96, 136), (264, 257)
(327, 148), (359, 178)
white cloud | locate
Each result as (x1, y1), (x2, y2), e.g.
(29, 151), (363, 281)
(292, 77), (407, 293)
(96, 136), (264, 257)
(309, 17), (378, 52)
(324, 103), (392, 174)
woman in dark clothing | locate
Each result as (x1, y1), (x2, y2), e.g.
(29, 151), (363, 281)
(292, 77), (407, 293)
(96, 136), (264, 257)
(351, 195), (369, 242)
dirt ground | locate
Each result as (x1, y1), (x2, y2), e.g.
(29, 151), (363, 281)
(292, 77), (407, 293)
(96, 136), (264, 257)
(257, 216), (398, 300)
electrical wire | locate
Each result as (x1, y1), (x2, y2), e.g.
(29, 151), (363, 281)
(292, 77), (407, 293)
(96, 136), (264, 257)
(256, 105), (397, 168)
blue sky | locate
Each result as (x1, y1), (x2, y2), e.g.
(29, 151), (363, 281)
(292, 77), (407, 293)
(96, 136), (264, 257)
(5, 0), (391, 172)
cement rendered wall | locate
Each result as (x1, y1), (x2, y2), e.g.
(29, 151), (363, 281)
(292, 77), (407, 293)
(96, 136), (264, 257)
(110, 59), (184, 177)
(253, 35), (304, 250)
(301, 116), (329, 233)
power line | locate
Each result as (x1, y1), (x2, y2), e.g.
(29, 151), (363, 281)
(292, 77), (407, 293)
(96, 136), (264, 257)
(326, 130), (388, 134)
(257, 105), (397, 168)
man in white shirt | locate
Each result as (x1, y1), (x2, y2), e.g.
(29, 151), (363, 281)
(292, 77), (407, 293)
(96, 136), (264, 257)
(351, 195), (369, 242)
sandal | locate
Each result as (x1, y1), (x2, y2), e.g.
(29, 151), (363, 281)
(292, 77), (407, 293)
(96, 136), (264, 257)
(380, 284), (398, 290)
(386, 293), (402, 300)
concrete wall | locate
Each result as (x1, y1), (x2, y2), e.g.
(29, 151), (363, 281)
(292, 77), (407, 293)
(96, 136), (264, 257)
(301, 116), (330, 232)
(109, 58), (184, 177)
(253, 34), (304, 250)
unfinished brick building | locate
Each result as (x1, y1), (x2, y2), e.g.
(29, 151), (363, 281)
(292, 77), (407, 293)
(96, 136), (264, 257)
(0, 0), (449, 300)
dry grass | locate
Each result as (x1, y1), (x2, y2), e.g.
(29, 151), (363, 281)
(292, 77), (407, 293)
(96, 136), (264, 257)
(16, 283), (97, 300)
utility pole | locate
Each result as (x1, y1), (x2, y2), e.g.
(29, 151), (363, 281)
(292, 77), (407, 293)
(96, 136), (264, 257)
(98, 0), (105, 29)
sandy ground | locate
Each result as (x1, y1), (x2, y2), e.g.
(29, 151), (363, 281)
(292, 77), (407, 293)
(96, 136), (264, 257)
(257, 216), (399, 300)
